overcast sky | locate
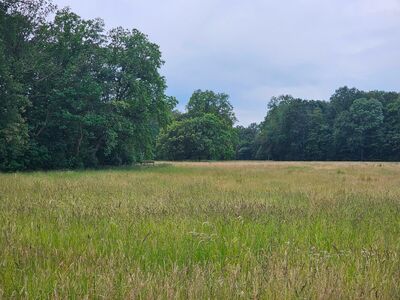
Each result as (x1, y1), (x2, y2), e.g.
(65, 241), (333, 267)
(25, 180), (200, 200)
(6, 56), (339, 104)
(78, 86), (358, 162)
(53, 0), (400, 125)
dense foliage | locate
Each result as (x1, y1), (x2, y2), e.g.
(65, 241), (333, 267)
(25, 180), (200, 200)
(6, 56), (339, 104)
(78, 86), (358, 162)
(254, 87), (400, 161)
(1, 1), (399, 170)
(235, 123), (260, 160)
(0, 0), (175, 171)
(157, 90), (237, 160)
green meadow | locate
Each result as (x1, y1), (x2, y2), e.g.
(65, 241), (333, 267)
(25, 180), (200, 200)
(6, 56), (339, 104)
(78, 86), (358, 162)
(1, 162), (399, 299)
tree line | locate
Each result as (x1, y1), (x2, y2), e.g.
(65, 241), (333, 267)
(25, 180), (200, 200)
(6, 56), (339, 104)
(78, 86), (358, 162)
(157, 87), (400, 162)
(249, 87), (400, 161)
(1, 0), (176, 171)
(1, 1), (399, 171)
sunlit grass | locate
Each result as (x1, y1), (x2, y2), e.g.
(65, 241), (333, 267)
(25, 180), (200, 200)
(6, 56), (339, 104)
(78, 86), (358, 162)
(1, 162), (399, 298)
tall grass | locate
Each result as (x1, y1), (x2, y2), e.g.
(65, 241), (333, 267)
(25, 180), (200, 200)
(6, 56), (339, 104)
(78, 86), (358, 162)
(1, 162), (399, 298)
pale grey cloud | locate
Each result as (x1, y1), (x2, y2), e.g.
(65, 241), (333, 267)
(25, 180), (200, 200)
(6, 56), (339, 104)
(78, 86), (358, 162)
(53, 0), (400, 125)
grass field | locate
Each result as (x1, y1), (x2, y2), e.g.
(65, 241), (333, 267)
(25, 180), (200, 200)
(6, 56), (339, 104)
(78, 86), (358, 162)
(1, 162), (400, 299)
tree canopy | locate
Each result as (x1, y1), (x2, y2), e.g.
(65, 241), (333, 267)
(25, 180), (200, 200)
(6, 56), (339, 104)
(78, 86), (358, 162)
(186, 90), (237, 126)
(156, 90), (237, 161)
(1, 1), (399, 170)
(157, 113), (236, 161)
(0, 0), (175, 170)
(254, 87), (400, 161)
